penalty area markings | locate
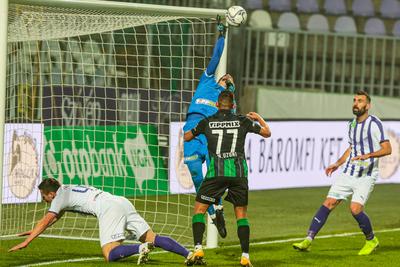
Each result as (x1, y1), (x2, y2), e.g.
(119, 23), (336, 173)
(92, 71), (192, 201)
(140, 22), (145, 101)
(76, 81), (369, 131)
(16, 228), (400, 267)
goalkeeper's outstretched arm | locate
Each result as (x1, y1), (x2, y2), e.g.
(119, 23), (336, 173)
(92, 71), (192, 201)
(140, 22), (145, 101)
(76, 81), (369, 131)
(8, 212), (60, 252)
(205, 17), (226, 76)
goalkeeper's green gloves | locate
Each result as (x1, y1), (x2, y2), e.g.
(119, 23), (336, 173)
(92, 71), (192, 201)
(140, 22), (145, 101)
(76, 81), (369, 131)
(216, 15), (226, 37)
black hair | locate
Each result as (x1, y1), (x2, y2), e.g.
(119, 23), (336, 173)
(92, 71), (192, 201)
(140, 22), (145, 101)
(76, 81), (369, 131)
(38, 178), (61, 193)
(356, 90), (371, 103)
(218, 90), (234, 106)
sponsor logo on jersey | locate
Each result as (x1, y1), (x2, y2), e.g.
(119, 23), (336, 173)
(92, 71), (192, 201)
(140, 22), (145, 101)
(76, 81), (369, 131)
(209, 121), (240, 129)
(195, 98), (217, 108)
(111, 233), (125, 240)
(184, 154), (199, 162)
(200, 195), (216, 202)
(353, 160), (370, 168)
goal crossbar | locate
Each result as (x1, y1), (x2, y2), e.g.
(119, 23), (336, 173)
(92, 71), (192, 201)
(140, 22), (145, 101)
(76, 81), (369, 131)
(10, 0), (226, 18)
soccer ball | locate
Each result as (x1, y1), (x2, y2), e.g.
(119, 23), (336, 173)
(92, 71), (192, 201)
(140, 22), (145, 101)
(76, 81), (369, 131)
(226, 6), (247, 27)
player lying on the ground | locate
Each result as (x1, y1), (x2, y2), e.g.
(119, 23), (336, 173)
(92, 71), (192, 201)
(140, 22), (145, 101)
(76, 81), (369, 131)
(184, 90), (271, 267)
(8, 178), (193, 264)
(292, 90), (392, 256)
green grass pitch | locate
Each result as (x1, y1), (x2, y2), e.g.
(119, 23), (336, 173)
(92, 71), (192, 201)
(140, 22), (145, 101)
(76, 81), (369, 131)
(1, 184), (400, 266)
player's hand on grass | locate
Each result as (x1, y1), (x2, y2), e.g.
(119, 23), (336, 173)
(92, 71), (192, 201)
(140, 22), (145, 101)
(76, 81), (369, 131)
(325, 163), (339, 176)
(8, 241), (29, 252)
(351, 154), (370, 161)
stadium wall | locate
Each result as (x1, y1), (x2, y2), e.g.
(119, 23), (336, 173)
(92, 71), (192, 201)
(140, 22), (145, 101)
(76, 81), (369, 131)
(240, 86), (400, 119)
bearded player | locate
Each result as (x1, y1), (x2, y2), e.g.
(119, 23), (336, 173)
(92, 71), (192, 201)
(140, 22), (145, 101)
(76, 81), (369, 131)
(293, 90), (392, 256)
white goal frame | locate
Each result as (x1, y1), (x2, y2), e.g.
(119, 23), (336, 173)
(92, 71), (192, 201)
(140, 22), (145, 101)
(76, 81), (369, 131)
(1, 0), (228, 249)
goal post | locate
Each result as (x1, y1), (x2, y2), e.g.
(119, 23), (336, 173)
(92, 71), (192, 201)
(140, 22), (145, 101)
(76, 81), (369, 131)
(0, 0), (9, 239)
(1, 0), (228, 248)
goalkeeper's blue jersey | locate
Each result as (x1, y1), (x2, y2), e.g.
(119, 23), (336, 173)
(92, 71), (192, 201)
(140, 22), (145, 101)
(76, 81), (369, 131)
(187, 72), (225, 119)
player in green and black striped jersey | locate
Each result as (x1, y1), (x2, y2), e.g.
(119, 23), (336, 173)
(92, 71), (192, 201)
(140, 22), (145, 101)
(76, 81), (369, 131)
(184, 90), (271, 267)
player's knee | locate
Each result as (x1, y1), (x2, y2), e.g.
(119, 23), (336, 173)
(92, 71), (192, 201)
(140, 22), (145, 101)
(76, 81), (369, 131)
(104, 253), (112, 263)
(234, 206), (247, 219)
(102, 249), (111, 262)
(194, 201), (209, 214)
(139, 229), (156, 243)
(103, 253), (109, 262)
(350, 203), (363, 215)
(323, 198), (341, 210)
(102, 242), (120, 262)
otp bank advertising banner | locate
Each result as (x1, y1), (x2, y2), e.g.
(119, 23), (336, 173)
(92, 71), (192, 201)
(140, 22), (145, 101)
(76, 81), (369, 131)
(169, 121), (400, 194)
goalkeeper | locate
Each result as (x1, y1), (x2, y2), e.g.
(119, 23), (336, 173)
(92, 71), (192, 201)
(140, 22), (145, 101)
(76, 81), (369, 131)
(183, 16), (234, 239)
(8, 178), (193, 264)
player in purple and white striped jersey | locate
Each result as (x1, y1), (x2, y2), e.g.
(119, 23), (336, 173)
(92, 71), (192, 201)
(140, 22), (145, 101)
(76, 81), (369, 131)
(293, 90), (392, 256)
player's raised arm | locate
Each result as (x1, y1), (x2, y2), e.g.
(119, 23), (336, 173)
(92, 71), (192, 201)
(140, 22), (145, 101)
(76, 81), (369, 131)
(246, 112), (271, 138)
(8, 212), (59, 252)
(205, 16), (226, 77)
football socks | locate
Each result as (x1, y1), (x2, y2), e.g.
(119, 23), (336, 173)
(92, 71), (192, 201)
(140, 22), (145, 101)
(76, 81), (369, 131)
(307, 205), (331, 239)
(353, 212), (374, 240)
(237, 218), (250, 254)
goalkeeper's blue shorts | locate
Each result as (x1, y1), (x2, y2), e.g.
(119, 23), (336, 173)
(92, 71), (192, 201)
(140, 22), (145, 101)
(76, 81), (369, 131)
(183, 115), (209, 165)
(183, 134), (208, 164)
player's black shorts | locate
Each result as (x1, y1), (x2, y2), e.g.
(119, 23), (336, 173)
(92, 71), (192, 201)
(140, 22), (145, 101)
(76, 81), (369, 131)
(196, 177), (248, 206)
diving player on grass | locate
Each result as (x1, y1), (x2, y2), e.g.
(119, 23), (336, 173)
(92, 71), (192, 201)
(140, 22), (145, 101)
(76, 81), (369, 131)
(8, 178), (193, 265)
(183, 15), (235, 239)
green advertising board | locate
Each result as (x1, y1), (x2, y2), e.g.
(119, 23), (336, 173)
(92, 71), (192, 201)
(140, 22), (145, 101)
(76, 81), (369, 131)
(42, 125), (167, 196)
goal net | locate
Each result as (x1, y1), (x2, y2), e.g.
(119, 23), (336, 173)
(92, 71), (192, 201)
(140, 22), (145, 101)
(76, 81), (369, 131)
(1, 0), (226, 246)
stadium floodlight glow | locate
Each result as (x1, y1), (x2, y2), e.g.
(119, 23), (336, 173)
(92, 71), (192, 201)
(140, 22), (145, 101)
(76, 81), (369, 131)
(1, 0), (228, 249)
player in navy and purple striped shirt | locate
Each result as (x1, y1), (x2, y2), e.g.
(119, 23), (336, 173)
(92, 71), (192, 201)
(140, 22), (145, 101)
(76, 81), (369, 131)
(292, 90), (392, 256)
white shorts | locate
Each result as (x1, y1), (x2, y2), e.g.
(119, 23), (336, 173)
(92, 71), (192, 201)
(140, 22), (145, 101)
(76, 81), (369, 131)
(327, 172), (377, 205)
(96, 194), (150, 247)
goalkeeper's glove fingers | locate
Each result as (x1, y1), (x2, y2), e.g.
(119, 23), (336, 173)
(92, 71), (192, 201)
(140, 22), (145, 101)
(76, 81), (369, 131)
(226, 81), (235, 92)
(216, 14), (222, 25)
(217, 24), (227, 37)
(216, 15), (226, 36)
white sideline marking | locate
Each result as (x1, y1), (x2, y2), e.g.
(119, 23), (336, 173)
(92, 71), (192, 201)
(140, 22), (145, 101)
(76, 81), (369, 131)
(15, 228), (400, 267)
(222, 227), (400, 248)
(17, 257), (103, 266)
